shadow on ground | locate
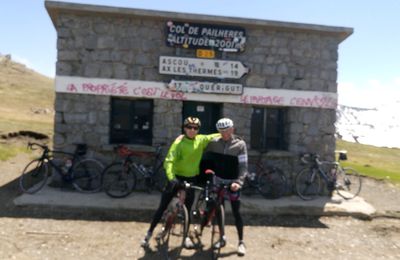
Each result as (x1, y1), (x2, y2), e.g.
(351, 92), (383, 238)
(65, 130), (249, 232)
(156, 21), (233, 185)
(0, 176), (328, 229)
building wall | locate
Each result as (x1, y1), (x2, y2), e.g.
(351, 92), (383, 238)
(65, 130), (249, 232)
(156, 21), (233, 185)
(52, 11), (342, 182)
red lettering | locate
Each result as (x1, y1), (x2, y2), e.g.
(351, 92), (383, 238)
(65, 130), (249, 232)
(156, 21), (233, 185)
(246, 95), (284, 105)
(290, 96), (337, 108)
(66, 84), (78, 92)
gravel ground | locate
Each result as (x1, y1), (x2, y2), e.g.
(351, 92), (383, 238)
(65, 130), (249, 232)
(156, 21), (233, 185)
(1, 152), (400, 260)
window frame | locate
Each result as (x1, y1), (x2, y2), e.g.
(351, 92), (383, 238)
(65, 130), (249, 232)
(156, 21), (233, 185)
(109, 97), (153, 145)
(250, 106), (287, 151)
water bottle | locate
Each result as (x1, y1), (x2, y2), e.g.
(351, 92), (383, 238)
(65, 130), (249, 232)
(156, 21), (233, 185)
(249, 172), (256, 181)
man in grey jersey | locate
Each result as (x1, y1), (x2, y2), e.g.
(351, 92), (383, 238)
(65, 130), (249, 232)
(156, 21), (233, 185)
(203, 118), (247, 256)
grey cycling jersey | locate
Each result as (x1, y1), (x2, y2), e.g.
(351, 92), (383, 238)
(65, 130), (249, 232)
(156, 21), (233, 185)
(205, 134), (248, 186)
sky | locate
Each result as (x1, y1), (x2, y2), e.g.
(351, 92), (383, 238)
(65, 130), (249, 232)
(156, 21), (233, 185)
(1, 0), (400, 109)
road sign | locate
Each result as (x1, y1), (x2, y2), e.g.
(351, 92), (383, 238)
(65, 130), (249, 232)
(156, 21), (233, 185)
(196, 49), (215, 58)
(167, 80), (243, 95)
(159, 56), (249, 79)
(165, 21), (246, 52)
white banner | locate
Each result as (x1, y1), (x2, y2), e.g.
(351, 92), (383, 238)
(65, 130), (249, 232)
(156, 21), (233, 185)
(55, 76), (338, 109)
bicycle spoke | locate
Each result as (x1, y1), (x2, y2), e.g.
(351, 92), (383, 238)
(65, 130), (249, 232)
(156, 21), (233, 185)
(336, 167), (362, 199)
(72, 159), (103, 193)
(19, 159), (49, 194)
(295, 168), (321, 200)
(102, 163), (136, 198)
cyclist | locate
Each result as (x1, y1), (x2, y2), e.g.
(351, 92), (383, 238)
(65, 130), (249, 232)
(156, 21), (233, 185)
(203, 117), (248, 256)
(141, 117), (220, 249)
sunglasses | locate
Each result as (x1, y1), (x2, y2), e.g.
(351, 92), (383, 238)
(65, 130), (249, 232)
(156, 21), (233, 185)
(185, 125), (199, 130)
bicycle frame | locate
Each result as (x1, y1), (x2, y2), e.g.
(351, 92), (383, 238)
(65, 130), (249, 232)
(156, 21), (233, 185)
(32, 143), (80, 181)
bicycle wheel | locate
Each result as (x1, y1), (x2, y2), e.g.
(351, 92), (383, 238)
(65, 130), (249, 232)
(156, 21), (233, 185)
(336, 167), (362, 199)
(257, 167), (287, 199)
(159, 201), (189, 259)
(72, 158), (104, 193)
(295, 168), (321, 200)
(211, 204), (225, 260)
(19, 159), (49, 194)
(102, 163), (136, 198)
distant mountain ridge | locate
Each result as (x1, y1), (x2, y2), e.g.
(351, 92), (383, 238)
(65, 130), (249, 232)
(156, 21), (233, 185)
(336, 103), (400, 148)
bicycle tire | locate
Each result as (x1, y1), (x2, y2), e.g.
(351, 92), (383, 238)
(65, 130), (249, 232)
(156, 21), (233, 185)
(295, 167), (321, 200)
(257, 167), (287, 199)
(211, 204), (225, 260)
(336, 167), (362, 199)
(19, 159), (49, 194)
(72, 158), (104, 193)
(102, 162), (136, 198)
(161, 201), (189, 259)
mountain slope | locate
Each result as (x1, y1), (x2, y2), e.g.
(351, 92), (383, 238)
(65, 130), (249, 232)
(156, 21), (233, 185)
(336, 104), (400, 148)
(0, 54), (54, 137)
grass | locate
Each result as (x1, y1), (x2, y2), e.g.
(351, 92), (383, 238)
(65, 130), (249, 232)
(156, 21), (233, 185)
(0, 57), (54, 161)
(0, 58), (54, 136)
(0, 142), (30, 161)
(336, 139), (400, 184)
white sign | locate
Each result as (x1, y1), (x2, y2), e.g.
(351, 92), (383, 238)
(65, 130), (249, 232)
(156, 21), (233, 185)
(159, 56), (249, 79)
(55, 76), (338, 109)
(167, 80), (243, 95)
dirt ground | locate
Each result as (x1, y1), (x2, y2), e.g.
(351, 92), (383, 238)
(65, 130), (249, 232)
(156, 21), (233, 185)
(1, 149), (400, 260)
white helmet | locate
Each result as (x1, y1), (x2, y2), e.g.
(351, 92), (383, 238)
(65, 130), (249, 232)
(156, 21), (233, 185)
(216, 118), (234, 130)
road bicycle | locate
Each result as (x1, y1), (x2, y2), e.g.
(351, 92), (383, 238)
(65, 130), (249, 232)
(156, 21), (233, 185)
(101, 144), (166, 198)
(155, 181), (203, 259)
(295, 151), (362, 200)
(243, 150), (287, 199)
(19, 142), (104, 194)
(191, 169), (231, 260)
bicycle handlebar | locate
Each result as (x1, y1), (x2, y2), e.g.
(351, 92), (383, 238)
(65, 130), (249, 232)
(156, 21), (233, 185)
(300, 153), (339, 167)
(27, 142), (49, 151)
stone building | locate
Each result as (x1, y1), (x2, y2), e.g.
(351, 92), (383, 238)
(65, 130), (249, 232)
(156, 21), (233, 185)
(45, 1), (352, 183)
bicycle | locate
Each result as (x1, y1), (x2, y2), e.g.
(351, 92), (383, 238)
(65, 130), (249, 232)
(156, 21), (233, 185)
(295, 151), (362, 200)
(191, 169), (230, 260)
(101, 144), (166, 198)
(19, 142), (104, 194)
(243, 150), (287, 199)
(155, 180), (203, 259)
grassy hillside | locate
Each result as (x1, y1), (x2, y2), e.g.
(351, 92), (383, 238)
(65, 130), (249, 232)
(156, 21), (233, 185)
(0, 55), (54, 161)
(336, 139), (400, 184)
(0, 55), (54, 136)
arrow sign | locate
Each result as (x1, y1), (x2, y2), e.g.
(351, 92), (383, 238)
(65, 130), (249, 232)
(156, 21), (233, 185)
(167, 80), (243, 95)
(159, 56), (249, 79)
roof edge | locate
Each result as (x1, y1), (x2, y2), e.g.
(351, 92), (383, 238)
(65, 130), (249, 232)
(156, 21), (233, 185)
(45, 0), (353, 42)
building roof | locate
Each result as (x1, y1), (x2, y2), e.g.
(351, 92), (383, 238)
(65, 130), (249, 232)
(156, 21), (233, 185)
(45, 0), (353, 42)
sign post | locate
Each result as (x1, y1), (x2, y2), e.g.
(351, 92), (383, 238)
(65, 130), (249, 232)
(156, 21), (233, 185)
(167, 80), (243, 95)
(159, 56), (249, 79)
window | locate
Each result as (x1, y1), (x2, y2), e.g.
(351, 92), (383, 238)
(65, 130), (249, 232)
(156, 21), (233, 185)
(110, 98), (153, 145)
(251, 107), (287, 150)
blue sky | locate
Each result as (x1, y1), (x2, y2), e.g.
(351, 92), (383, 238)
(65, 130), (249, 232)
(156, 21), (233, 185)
(1, 0), (399, 108)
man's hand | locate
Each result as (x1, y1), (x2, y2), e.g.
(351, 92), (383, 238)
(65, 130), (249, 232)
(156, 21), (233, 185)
(230, 182), (241, 192)
(166, 178), (179, 192)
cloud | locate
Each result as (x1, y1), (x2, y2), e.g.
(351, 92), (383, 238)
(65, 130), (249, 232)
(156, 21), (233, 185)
(338, 78), (400, 108)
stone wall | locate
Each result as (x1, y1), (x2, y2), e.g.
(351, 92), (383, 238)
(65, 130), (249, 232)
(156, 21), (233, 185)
(53, 11), (340, 179)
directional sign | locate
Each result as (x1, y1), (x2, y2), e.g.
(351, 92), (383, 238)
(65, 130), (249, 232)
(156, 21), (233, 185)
(159, 56), (249, 79)
(167, 80), (243, 95)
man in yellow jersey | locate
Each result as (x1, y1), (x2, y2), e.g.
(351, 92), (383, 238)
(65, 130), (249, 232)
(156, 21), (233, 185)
(141, 117), (219, 249)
